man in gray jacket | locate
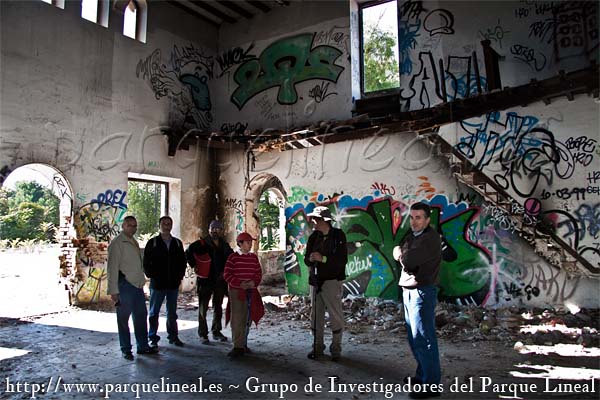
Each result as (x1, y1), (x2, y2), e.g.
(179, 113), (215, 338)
(394, 203), (442, 399)
(107, 216), (158, 360)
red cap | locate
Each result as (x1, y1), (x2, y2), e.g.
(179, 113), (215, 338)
(236, 232), (255, 242)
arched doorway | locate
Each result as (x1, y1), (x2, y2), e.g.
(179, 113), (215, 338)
(245, 174), (287, 288)
(0, 163), (74, 317)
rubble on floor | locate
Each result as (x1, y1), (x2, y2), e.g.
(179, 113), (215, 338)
(260, 295), (600, 348)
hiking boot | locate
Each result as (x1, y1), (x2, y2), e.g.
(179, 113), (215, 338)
(169, 338), (184, 347)
(227, 348), (244, 358)
(212, 332), (228, 342)
(137, 347), (159, 355)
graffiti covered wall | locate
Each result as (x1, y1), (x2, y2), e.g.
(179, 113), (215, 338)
(396, 0), (598, 112)
(212, 1), (353, 133)
(0, 1), (216, 303)
(439, 97), (600, 271)
(219, 103), (598, 308)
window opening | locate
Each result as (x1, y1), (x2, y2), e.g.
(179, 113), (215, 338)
(360, 0), (400, 94)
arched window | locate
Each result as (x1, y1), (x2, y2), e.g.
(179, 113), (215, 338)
(40, 0), (65, 9)
(123, 0), (147, 43)
(81, 0), (109, 27)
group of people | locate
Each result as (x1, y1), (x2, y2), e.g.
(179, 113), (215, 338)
(106, 217), (262, 360)
(106, 201), (442, 399)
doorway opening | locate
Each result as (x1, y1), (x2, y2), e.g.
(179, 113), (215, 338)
(0, 163), (73, 317)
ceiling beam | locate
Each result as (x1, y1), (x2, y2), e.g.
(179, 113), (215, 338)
(217, 1), (254, 19)
(189, 0), (236, 24)
(246, 0), (270, 13)
(166, 0), (219, 27)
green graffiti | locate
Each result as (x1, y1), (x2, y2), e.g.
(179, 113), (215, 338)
(341, 199), (406, 299)
(285, 210), (312, 295)
(437, 209), (490, 298)
(231, 33), (344, 109)
(287, 186), (313, 204)
(285, 196), (492, 303)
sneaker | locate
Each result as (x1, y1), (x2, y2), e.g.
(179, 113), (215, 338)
(122, 352), (134, 361)
(149, 340), (159, 349)
(201, 336), (210, 345)
(212, 332), (228, 342)
(169, 338), (184, 347)
(227, 348), (245, 358)
(137, 347), (159, 355)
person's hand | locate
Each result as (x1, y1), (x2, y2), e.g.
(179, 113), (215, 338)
(393, 246), (402, 261)
(308, 274), (318, 287)
(309, 252), (323, 263)
(240, 280), (254, 289)
(111, 294), (120, 304)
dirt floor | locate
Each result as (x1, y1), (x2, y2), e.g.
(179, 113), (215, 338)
(0, 249), (598, 399)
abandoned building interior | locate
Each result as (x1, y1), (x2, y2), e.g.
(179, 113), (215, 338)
(0, 0), (599, 398)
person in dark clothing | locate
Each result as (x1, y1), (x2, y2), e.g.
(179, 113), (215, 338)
(143, 216), (187, 347)
(186, 220), (233, 344)
(304, 206), (347, 361)
(394, 202), (442, 399)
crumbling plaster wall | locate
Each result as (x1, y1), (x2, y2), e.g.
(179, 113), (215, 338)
(396, 0), (598, 111)
(219, 127), (599, 309)
(215, 0), (599, 308)
(212, 0), (353, 133)
(0, 1), (217, 303)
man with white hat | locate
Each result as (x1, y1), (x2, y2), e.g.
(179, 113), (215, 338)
(304, 206), (347, 361)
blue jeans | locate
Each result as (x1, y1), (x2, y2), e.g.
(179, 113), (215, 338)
(403, 285), (441, 384)
(116, 277), (150, 353)
(148, 288), (179, 342)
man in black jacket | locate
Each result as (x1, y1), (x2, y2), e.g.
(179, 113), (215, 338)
(304, 206), (347, 361)
(186, 220), (233, 344)
(394, 202), (442, 399)
(143, 216), (187, 347)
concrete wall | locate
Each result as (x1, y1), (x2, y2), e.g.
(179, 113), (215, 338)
(213, 0), (353, 132)
(220, 106), (599, 308)
(0, 1), (218, 303)
(397, 0), (599, 110)
(216, 0), (599, 308)
(1, 0), (598, 308)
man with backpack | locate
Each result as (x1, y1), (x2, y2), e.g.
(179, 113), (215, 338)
(186, 220), (233, 344)
(143, 216), (188, 347)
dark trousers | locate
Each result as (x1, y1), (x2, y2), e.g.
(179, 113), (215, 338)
(148, 288), (179, 343)
(197, 281), (227, 337)
(116, 277), (149, 353)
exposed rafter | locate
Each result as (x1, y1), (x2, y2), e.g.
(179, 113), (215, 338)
(217, 0), (254, 19)
(166, 0), (219, 27)
(246, 0), (270, 13)
(189, 0), (236, 23)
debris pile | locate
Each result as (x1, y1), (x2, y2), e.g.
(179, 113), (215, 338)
(261, 296), (600, 347)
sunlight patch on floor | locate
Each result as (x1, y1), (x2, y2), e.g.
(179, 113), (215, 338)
(29, 310), (198, 333)
(515, 343), (600, 358)
(510, 363), (600, 380)
(0, 347), (30, 361)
